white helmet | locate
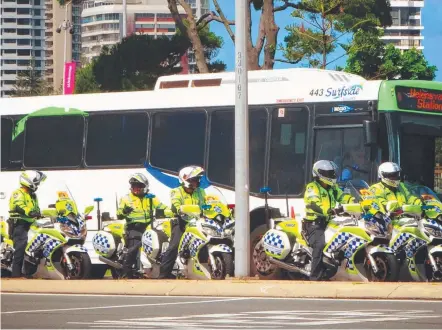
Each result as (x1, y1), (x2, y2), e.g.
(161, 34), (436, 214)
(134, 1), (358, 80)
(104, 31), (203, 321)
(312, 160), (338, 186)
(20, 170), (46, 192)
(178, 165), (205, 189)
(378, 162), (401, 188)
(129, 173), (149, 195)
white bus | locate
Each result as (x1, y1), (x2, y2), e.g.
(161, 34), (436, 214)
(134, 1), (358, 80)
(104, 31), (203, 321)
(1, 68), (441, 278)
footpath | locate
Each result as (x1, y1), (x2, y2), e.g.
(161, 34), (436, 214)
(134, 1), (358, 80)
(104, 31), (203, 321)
(2, 278), (442, 300)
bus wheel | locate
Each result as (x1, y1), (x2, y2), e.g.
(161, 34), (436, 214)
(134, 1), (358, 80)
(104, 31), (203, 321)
(250, 224), (282, 280)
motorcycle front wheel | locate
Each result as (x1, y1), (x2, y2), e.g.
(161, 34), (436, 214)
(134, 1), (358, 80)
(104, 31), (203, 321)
(63, 252), (92, 279)
(365, 253), (399, 282)
(211, 252), (234, 280)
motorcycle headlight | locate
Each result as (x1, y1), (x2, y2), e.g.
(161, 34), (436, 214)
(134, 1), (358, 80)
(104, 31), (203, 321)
(365, 219), (387, 238)
(60, 223), (79, 238)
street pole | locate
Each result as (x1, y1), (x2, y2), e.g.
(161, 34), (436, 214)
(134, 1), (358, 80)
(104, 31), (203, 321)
(122, 0), (127, 38)
(62, 2), (68, 95)
(234, 0), (250, 277)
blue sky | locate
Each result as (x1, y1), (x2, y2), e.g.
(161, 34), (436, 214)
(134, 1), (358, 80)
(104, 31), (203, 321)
(209, 0), (442, 81)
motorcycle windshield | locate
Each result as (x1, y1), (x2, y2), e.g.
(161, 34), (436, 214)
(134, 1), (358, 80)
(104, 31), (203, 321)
(39, 181), (79, 218)
(202, 186), (231, 219)
(405, 182), (441, 203)
(344, 180), (371, 203)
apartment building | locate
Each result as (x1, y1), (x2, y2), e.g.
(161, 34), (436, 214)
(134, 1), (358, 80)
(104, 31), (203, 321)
(0, 0), (46, 97)
(381, 0), (424, 50)
(81, 0), (209, 72)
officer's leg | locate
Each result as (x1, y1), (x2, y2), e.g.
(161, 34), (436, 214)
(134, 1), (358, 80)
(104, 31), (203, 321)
(11, 221), (30, 278)
(158, 219), (183, 278)
(305, 219), (326, 281)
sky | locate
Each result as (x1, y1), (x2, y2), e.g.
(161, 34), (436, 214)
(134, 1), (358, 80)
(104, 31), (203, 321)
(209, 0), (442, 81)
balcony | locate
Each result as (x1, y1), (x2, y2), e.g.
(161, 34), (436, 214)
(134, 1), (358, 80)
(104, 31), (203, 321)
(389, 1), (424, 8)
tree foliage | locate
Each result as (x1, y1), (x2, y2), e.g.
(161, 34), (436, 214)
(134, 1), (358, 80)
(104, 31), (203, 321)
(75, 31), (225, 93)
(10, 59), (54, 97)
(282, 0), (392, 69)
(344, 29), (437, 80)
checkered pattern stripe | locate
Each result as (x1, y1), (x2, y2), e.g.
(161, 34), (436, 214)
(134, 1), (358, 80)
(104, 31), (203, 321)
(263, 232), (284, 250)
(224, 218), (235, 228)
(92, 233), (111, 255)
(72, 244), (88, 253)
(189, 237), (205, 257)
(326, 232), (351, 253)
(42, 238), (63, 257)
(391, 233), (412, 251)
(217, 244), (232, 253)
(28, 233), (51, 254)
(344, 237), (366, 259)
(179, 232), (194, 253)
(404, 238), (426, 258)
(142, 231), (154, 254)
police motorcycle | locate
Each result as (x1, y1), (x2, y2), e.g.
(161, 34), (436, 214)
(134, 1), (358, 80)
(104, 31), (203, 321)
(92, 194), (175, 279)
(387, 183), (442, 282)
(255, 181), (399, 282)
(19, 186), (93, 279)
(0, 220), (14, 277)
(169, 188), (235, 280)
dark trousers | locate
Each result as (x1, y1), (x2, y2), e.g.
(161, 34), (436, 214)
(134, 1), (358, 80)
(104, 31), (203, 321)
(12, 220), (31, 278)
(303, 218), (326, 281)
(122, 223), (148, 278)
(159, 218), (185, 278)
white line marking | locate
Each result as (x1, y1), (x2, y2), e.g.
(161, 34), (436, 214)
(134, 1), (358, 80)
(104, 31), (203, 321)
(2, 292), (442, 303)
(1, 297), (249, 315)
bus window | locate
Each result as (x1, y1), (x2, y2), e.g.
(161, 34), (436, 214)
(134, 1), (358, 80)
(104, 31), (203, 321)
(207, 108), (267, 193)
(23, 116), (85, 168)
(1, 118), (13, 169)
(150, 110), (206, 172)
(268, 108), (308, 195)
(85, 112), (149, 166)
(314, 127), (370, 184)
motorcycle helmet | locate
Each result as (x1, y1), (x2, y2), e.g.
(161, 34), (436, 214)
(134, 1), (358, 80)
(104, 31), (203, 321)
(378, 162), (401, 188)
(178, 165), (205, 189)
(129, 173), (149, 196)
(312, 160), (338, 186)
(19, 170), (46, 192)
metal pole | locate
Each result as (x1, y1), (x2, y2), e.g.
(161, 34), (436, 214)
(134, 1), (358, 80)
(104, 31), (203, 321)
(122, 0), (127, 38)
(62, 2), (68, 95)
(234, 0), (250, 277)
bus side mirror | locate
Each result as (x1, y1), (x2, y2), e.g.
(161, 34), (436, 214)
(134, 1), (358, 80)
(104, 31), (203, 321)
(363, 120), (378, 146)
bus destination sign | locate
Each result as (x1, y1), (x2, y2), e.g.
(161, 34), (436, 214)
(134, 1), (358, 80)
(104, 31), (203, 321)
(395, 86), (442, 113)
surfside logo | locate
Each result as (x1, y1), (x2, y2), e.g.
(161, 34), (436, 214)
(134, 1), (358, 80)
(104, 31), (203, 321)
(326, 85), (363, 99)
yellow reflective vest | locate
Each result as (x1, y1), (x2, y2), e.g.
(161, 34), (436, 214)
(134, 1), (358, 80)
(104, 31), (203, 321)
(170, 186), (206, 215)
(117, 193), (170, 224)
(8, 187), (40, 223)
(369, 182), (422, 208)
(304, 181), (353, 221)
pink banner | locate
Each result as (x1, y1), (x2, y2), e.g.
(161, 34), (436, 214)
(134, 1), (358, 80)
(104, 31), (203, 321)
(64, 62), (77, 94)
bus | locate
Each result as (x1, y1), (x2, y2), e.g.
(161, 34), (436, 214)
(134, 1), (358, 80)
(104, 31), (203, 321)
(1, 68), (441, 278)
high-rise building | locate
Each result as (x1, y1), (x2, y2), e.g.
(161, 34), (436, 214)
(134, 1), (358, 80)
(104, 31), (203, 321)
(380, 0), (424, 51)
(0, 0), (46, 97)
(80, 0), (208, 73)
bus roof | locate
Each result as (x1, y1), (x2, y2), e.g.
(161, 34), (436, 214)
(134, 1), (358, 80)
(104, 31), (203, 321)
(0, 68), (384, 116)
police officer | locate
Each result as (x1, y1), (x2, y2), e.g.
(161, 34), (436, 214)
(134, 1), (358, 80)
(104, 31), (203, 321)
(9, 170), (46, 278)
(158, 165), (206, 279)
(369, 162), (422, 209)
(117, 173), (171, 278)
(303, 160), (353, 281)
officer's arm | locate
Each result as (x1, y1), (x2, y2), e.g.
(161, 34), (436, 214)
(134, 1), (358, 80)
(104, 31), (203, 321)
(403, 186), (423, 206)
(199, 189), (207, 206)
(369, 186), (388, 208)
(170, 190), (181, 215)
(116, 198), (127, 220)
(335, 186), (355, 204)
(153, 197), (173, 217)
(304, 184), (327, 216)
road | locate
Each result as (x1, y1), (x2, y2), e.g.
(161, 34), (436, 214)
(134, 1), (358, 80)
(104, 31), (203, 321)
(1, 293), (442, 329)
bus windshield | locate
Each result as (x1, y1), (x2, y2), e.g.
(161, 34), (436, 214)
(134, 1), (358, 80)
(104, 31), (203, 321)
(397, 113), (442, 194)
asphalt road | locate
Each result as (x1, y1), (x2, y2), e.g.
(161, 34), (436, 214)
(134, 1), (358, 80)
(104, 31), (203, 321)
(2, 293), (442, 329)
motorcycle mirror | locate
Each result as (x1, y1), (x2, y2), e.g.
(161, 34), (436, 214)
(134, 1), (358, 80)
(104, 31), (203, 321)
(83, 205), (94, 215)
(48, 204), (56, 208)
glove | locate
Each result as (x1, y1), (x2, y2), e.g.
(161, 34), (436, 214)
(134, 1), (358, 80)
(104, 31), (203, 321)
(328, 205), (344, 216)
(28, 211), (42, 218)
(123, 205), (134, 215)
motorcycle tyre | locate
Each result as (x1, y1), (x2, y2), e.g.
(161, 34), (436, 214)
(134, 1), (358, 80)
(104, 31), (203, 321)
(250, 224), (282, 280)
(65, 252), (92, 279)
(367, 253), (399, 282)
